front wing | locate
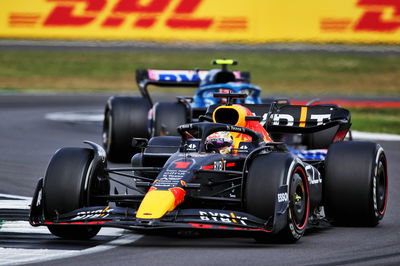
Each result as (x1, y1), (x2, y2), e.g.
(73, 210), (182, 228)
(31, 206), (289, 235)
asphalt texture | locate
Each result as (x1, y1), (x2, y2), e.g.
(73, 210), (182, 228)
(0, 94), (399, 266)
(2, 39), (400, 54)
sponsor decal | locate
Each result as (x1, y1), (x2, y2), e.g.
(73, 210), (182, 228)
(321, 0), (400, 34)
(199, 211), (248, 225)
(173, 161), (192, 169)
(7, 0), (247, 32)
(227, 125), (245, 132)
(201, 161), (235, 170)
(277, 192), (288, 203)
(271, 112), (331, 127)
(155, 170), (186, 187)
(153, 159), (193, 188)
(71, 206), (113, 221)
(213, 159), (226, 171)
(4, 0), (400, 43)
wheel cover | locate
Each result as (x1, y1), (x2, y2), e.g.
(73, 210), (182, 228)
(293, 181), (306, 225)
(376, 157), (387, 215)
(290, 168), (309, 230)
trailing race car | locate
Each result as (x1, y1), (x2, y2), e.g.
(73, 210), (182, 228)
(103, 59), (289, 162)
(30, 94), (388, 243)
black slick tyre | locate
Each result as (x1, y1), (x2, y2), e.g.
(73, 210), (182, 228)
(103, 96), (150, 163)
(151, 102), (189, 137)
(43, 147), (109, 239)
(324, 141), (388, 226)
(245, 153), (309, 243)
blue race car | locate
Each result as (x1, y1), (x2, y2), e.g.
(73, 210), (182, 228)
(103, 59), (287, 162)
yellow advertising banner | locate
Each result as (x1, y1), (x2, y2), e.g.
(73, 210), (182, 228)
(1, 0), (400, 43)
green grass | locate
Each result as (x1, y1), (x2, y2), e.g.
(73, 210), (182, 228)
(0, 49), (399, 134)
(349, 108), (400, 135)
(0, 50), (400, 96)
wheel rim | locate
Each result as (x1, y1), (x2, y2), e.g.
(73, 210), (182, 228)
(290, 169), (309, 230)
(376, 157), (387, 215)
(293, 180), (306, 225)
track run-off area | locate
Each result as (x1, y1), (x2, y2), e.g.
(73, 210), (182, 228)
(0, 94), (399, 266)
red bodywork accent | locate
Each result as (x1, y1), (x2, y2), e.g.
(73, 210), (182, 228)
(173, 161), (192, 169)
(169, 187), (186, 206)
(332, 130), (349, 143)
(44, 221), (109, 225)
(189, 223), (213, 229)
(189, 223), (271, 232)
(201, 165), (213, 170)
(233, 105), (273, 143)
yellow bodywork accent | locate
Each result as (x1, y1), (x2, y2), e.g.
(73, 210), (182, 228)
(299, 107), (308, 127)
(136, 190), (176, 219)
(230, 212), (238, 223)
(212, 105), (247, 127)
(213, 59), (236, 65)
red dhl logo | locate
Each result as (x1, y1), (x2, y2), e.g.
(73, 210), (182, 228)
(8, 0), (247, 31)
(321, 0), (400, 33)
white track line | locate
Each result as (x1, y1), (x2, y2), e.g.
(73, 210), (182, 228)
(351, 130), (400, 141)
(0, 194), (143, 266)
(45, 111), (103, 123)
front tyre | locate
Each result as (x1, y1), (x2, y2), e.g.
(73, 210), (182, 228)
(245, 153), (309, 243)
(44, 148), (109, 239)
(324, 141), (388, 226)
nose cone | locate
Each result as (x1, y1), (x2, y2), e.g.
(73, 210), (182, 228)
(136, 188), (186, 219)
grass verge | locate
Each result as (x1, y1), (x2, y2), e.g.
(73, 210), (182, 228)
(349, 108), (400, 135)
(0, 50), (400, 96)
(0, 49), (399, 134)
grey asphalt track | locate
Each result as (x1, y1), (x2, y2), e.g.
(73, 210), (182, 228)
(0, 94), (399, 266)
(2, 39), (400, 54)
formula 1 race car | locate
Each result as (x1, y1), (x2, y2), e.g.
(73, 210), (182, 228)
(30, 94), (388, 243)
(103, 59), (289, 162)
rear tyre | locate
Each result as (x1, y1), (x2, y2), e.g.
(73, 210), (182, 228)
(324, 141), (388, 226)
(103, 96), (150, 163)
(245, 153), (309, 243)
(151, 102), (189, 137)
(44, 148), (109, 239)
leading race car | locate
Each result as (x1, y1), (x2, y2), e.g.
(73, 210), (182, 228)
(103, 59), (289, 162)
(30, 94), (388, 243)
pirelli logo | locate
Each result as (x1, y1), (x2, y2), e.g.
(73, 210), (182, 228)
(8, 0), (247, 32)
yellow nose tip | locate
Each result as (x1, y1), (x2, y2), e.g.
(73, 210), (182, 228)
(136, 190), (176, 219)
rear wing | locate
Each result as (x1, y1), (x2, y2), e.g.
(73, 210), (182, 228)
(135, 69), (250, 106)
(266, 104), (351, 133)
(266, 104), (352, 148)
(204, 103), (351, 143)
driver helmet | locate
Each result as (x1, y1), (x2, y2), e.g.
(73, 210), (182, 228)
(205, 131), (234, 154)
